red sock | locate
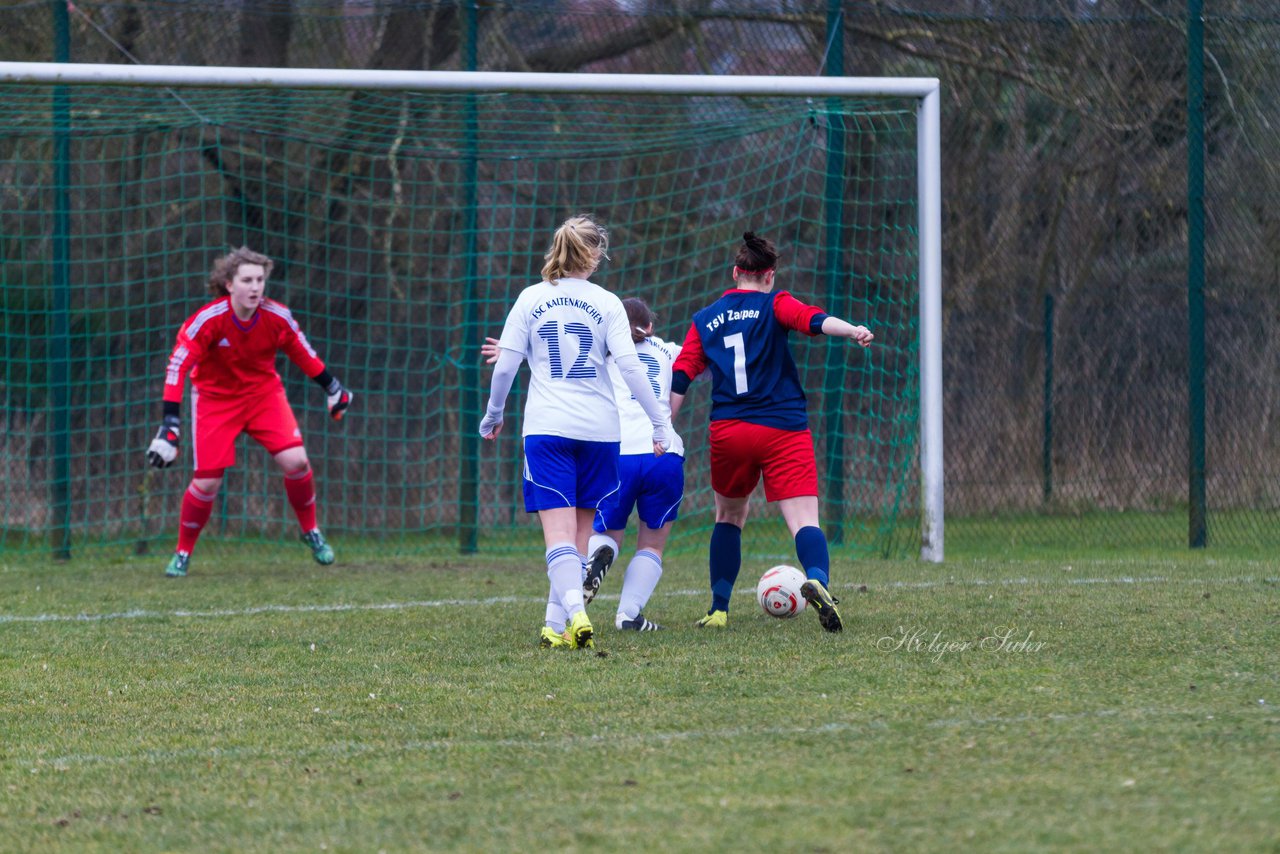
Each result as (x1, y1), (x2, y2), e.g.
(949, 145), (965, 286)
(284, 466), (318, 533)
(176, 483), (216, 554)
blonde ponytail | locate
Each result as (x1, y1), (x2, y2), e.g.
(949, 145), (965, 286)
(541, 215), (609, 284)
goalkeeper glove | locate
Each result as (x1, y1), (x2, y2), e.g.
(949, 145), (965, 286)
(146, 415), (181, 468)
(325, 377), (353, 420)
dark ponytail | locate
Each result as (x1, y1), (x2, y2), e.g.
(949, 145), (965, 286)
(622, 297), (656, 343)
(735, 231), (778, 273)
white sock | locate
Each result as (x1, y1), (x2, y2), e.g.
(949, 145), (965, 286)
(616, 549), (662, 624)
(587, 532), (619, 562)
(545, 542), (586, 617)
(544, 586), (568, 633)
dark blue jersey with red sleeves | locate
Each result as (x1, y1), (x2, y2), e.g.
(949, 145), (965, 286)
(672, 289), (827, 431)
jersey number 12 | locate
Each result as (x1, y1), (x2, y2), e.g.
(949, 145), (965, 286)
(537, 321), (596, 379)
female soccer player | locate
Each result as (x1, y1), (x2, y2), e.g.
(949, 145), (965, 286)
(484, 296), (684, 633)
(479, 216), (674, 650)
(146, 246), (352, 578)
(669, 232), (873, 632)
(581, 297), (685, 632)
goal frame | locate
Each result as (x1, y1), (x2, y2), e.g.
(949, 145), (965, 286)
(0, 61), (945, 562)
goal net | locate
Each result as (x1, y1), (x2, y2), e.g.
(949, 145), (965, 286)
(0, 64), (941, 561)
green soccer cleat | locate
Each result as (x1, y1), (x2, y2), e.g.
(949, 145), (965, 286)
(568, 610), (595, 649)
(164, 551), (190, 578)
(800, 579), (843, 633)
(694, 609), (728, 628)
(301, 529), (335, 565)
(539, 626), (574, 650)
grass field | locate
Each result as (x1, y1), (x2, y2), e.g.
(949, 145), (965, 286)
(2, 536), (1277, 852)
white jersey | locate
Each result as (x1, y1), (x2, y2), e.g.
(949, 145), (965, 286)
(498, 277), (636, 441)
(607, 335), (685, 457)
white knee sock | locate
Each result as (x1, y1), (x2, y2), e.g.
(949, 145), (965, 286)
(588, 532), (619, 562)
(544, 586), (568, 632)
(617, 549), (662, 623)
(545, 542), (586, 617)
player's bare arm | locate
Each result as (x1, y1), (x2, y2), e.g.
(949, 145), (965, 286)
(820, 316), (874, 347)
(669, 391), (685, 421)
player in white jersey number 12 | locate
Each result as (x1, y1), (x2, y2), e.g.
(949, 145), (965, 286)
(485, 296), (685, 633)
(478, 215), (676, 650)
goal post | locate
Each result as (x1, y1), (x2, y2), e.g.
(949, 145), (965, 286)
(0, 61), (943, 562)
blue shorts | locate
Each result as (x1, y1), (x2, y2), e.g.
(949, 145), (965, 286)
(522, 435), (620, 513)
(594, 452), (685, 533)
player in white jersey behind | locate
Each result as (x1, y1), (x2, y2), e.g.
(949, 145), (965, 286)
(484, 296), (684, 633)
(479, 215), (675, 650)
(582, 297), (685, 631)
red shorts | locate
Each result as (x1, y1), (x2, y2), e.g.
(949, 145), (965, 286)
(708, 419), (818, 502)
(190, 384), (303, 476)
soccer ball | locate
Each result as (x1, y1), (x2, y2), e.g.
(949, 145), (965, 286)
(756, 565), (808, 618)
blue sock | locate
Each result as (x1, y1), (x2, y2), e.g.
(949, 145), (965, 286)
(795, 525), (830, 588)
(709, 522), (742, 612)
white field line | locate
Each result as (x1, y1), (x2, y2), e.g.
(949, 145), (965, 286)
(0, 596), (529, 624)
(0, 574), (1273, 625)
(21, 706), (1218, 770)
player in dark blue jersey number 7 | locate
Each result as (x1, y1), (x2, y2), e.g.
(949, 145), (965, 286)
(669, 232), (873, 632)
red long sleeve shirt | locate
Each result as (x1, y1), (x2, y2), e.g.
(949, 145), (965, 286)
(162, 296), (326, 402)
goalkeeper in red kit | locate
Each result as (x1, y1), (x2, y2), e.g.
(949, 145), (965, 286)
(146, 247), (353, 577)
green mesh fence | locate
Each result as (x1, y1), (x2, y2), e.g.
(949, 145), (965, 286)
(0, 80), (923, 561)
(11, 0), (1280, 556)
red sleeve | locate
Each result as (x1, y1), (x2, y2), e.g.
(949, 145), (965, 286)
(266, 300), (327, 378)
(671, 321), (707, 383)
(772, 291), (825, 337)
(162, 313), (210, 403)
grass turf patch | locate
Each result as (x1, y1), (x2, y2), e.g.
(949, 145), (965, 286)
(1, 548), (1277, 851)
